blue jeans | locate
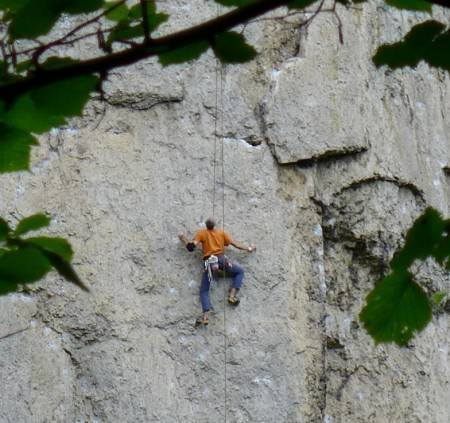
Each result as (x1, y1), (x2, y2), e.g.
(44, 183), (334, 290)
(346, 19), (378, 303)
(200, 255), (244, 312)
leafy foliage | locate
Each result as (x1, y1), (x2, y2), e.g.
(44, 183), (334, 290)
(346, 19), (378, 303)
(385, 0), (432, 11)
(15, 213), (50, 235)
(390, 208), (445, 270)
(103, 1), (129, 22)
(0, 0), (447, 174)
(0, 218), (10, 241)
(288, 0), (318, 8)
(159, 41), (210, 66)
(360, 208), (450, 345)
(360, 271), (431, 346)
(374, 21), (450, 72)
(106, 1), (169, 46)
(24, 237), (73, 262)
(0, 214), (88, 295)
(213, 31), (257, 63)
(2, 0), (104, 40)
(0, 75), (98, 172)
(0, 0), (448, 348)
(0, 124), (38, 172)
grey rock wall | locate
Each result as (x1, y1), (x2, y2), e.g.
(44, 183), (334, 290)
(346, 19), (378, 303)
(0, 1), (449, 422)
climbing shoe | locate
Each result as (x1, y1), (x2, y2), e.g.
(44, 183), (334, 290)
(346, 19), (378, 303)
(228, 296), (240, 306)
(195, 315), (209, 327)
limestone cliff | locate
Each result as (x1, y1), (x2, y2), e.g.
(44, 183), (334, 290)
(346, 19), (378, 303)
(0, 1), (449, 422)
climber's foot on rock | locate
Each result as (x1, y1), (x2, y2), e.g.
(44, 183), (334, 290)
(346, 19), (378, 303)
(228, 296), (240, 306)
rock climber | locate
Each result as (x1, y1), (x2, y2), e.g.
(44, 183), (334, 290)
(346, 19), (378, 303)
(179, 217), (255, 325)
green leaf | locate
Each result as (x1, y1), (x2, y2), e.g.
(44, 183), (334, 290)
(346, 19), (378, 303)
(9, 0), (61, 39)
(14, 60), (33, 74)
(4, 95), (66, 133)
(0, 0), (29, 13)
(0, 124), (38, 173)
(385, 0), (432, 12)
(159, 41), (209, 66)
(147, 11), (169, 31)
(63, 0), (104, 14)
(0, 218), (10, 242)
(107, 21), (144, 44)
(41, 56), (78, 70)
(104, 1), (129, 22)
(288, 0), (317, 9)
(128, 2), (168, 31)
(45, 252), (89, 292)
(24, 237), (73, 262)
(391, 207), (445, 270)
(15, 214), (50, 235)
(33, 75), (99, 116)
(0, 279), (21, 295)
(433, 233), (450, 265)
(213, 31), (257, 64)
(360, 271), (432, 345)
(432, 291), (446, 306)
(373, 20), (450, 72)
(8, 0), (105, 39)
(4, 75), (98, 134)
(0, 247), (51, 284)
(129, 1), (155, 19)
(425, 29), (450, 71)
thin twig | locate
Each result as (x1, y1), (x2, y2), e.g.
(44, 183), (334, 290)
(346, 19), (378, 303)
(251, 9), (314, 23)
(0, 0), (323, 101)
(29, 0), (127, 63)
(0, 326), (29, 341)
(58, 27), (116, 48)
(331, 0), (344, 45)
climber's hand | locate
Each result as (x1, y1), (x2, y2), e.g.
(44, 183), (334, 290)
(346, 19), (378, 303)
(248, 245), (256, 253)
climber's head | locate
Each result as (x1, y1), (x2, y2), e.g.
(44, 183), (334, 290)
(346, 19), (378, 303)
(205, 217), (215, 230)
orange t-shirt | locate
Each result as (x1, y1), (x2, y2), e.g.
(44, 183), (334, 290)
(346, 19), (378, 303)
(194, 229), (232, 258)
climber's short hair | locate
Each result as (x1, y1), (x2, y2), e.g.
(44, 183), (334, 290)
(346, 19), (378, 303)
(205, 217), (215, 230)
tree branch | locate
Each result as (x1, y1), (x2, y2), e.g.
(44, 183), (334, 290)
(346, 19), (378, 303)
(0, 0), (291, 102)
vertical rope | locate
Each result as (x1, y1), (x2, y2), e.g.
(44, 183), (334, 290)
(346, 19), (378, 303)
(212, 60), (219, 219)
(220, 63), (227, 423)
(212, 5), (227, 423)
(220, 66), (225, 230)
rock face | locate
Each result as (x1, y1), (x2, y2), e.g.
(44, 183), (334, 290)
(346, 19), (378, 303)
(0, 2), (450, 422)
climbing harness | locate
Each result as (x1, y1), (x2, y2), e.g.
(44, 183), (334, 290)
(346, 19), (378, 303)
(204, 254), (219, 282)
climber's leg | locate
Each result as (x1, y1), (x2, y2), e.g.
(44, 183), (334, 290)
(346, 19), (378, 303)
(199, 271), (211, 312)
(224, 261), (244, 305)
(227, 262), (244, 290)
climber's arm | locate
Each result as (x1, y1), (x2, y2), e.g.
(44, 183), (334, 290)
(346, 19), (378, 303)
(178, 233), (200, 252)
(230, 240), (256, 253)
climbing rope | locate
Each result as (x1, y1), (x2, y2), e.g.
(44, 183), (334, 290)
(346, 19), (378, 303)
(220, 64), (228, 423)
(211, 4), (227, 422)
(212, 55), (219, 219)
